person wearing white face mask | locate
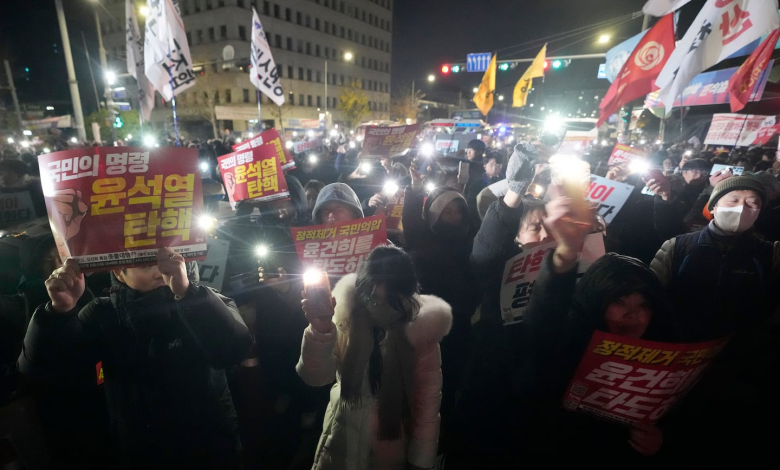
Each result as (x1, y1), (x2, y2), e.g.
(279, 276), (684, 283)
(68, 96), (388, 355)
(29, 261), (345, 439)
(650, 176), (780, 342)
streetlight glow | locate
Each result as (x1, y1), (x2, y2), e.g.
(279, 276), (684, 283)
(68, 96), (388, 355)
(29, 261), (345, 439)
(473, 87), (479, 93)
(140, 6), (149, 17)
(105, 71), (117, 85)
(344, 52), (354, 61)
(427, 74), (435, 82)
(498, 95), (504, 101)
(598, 34), (611, 44)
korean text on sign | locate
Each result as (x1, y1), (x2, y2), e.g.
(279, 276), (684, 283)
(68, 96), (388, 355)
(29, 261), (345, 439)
(584, 175), (634, 225)
(290, 215), (388, 276)
(37, 147), (207, 271)
(500, 233), (605, 326)
(607, 144), (646, 166)
(232, 128), (296, 171)
(0, 192), (37, 229)
(562, 331), (731, 426)
(219, 136), (291, 207)
(362, 124), (421, 158)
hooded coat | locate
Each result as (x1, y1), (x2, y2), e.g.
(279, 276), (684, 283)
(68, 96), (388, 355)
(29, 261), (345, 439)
(18, 276), (252, 469)
(513, 251), (677, 460)
(313, 183), (365, 224)
(296, 273), (452, 470)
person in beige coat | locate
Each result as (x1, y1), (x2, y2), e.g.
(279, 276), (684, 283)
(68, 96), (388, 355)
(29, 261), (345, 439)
(296, 246), (452, 470)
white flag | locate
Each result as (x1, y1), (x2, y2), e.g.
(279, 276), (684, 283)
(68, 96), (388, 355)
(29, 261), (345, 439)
(655, 0), (779, 114)
(643, 0), (693, 16)
(126, 0), (155, 122)
(250, 8), (285, 106)
(144, 0), (196, 101)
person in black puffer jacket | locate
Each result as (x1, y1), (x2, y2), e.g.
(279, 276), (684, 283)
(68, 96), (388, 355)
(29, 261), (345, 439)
(19, 247), (252, 470)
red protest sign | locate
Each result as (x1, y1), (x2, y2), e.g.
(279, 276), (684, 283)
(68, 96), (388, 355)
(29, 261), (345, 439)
(362, 124), (420, 158)
(218, 140), (290, 207)
(562, 331), (730, 426)
(232, 129), (296, 170)
(37, 147), (207, 271)
(607, 144), (646, 166)
(290, 215), (388, 275)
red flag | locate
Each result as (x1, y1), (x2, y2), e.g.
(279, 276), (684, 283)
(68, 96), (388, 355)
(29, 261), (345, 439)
(728, 28), (780, 113)
(597, 14), (676, 127)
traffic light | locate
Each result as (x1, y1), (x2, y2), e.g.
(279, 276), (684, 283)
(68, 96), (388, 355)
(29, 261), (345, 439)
(451, 65), (461, 73)
(114, 115), (124, 129)
(543, 60), (549, 70)
(499, 62), (510, 72)
(441, 65), (450, 74)
(552, 59), (563, 69)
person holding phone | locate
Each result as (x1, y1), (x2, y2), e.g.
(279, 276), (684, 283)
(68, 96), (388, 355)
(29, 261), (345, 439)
(647, 159), (711, 240)
(296, 246), (452, 470)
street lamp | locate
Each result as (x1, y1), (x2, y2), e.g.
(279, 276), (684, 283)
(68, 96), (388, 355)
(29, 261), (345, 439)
(105, 70), (116, 85)
(498, 95), (505, 101)
(139, 6), (149, 16)
(598, 34), (611, 44)
(472, 87), (479, 93)
(344, 51), (354, 62)
(427, 74), (435, 83)
(324, 51), (354, 128)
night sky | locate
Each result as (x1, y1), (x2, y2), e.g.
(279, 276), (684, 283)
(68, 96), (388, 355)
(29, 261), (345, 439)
(0, 0), (709, 115)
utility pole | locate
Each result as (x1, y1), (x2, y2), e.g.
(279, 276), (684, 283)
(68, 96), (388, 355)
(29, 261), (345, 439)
(93, 4), (117, 144)
(54, 0), (87, 141)
(2, 60), (24, 132)
(81, 31), (101, 112)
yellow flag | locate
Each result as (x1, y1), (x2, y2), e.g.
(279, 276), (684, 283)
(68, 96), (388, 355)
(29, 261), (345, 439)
(473, 55), (497, 116)
(513, 45), (547, 108)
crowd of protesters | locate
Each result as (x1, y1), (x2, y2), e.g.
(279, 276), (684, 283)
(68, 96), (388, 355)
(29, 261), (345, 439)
(0, 125), (779, 469)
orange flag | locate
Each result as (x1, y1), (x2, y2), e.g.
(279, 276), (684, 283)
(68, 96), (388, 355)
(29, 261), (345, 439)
(728, 28), (780, 113)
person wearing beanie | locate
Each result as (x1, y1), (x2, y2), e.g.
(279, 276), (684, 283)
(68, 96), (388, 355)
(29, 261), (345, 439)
(648, 158), (712, 240)
(401, 171), (480, 452)
(649, 176), (780, 458)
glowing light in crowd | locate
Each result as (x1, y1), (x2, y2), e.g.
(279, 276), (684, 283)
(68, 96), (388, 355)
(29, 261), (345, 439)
(21, 141), (30, 148)
(356, 135), (364, 142)
(601, 140), (608, 146)
(361, 162), (372, 174)
(639, 139), (647, 145)
(43, 147), (51, 153)
(6, 138), (13, 144)
(302, 269), (320, 286)
(425, 183), (436, 192)
(307, 130), (314, 137)
(330, 129), (338, 137)
(200, 162), (209, 171)
(126, 134), (133, 140)
(350, 130), (354, 135)
(684, 150), (693, 156)
(420, 143), (434, 156)
(285, 141), (293, 149)
(383, 181), (399, 196)
(656, 140), (662, 145)
(143, 135), (156, 147)
(507, 136), (515, 143)
(198, 216), (216, 230)
(69, 137), (78, 144)
(629, 160), (649, 174)
(309, 155), (319, 164)
(349, 141), (356, 149)
(23, 130), (32, 136)
(256, 245), (269, 257)
(247, 132), (254, 138)
(543, 116), (565, 134)
(324, 139), (330, 145)
(293, 131), (298, 137)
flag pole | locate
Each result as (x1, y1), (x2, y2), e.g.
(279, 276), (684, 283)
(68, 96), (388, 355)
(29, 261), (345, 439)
(257, 89), (262, 130)
(166, 45), (180, 147)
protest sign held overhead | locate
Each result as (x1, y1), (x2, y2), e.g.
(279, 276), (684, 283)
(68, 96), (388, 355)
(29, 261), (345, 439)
(608, 144), (647, 166)
(218, 139), (290, 208)
(361, 124), (420, 158)
(232, 129), (296, 171)
(293, 138), (323, 155)
(250, 7), (285, 106)
(562, 331), (730, 426)
(144, 0), (196, 101)
(704, 113), (778, 146)
(500, 233), (605, 325)
(37, 147), (207, 271)
(197, 237), (230, 291)
(290, 215), (388, 276)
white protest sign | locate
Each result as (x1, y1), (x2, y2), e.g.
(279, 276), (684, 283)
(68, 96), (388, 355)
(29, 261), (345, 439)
(0, 192), (37, 229)
(585, 175), (634, 224)
(434, 139), (460, 155)
(500, 233), (605, 325)
(197, 237), (230, 290)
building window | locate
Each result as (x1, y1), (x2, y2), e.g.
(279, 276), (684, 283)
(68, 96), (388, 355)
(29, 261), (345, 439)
(236, 0), (243, 7)
(243, 89), (250, 103)
(296, 11), (302, 24)
(263, 1), (269, 15)
(316, 45), (320, 57)
(331, 24), (337, 35)
(307, 69), (312, 81)
(324, 48), (329, 59)
(285, 7), (291, 21)
(273, 4), (280, 18)
(361, 34), (365, 45)
(315, 19), (320, 30)
(306, 42), (311, 55)
(289, 92), (295, 105)
(340, 74), (344, 85)
(288, 65), (293, 78)
(324, 21), (329, 32)
(275, 34), (281, 48)
(239, 26), (247, 41)
(307, 95), (312, 107)
(297, 40), (303, 53)
(225, 89), (231, 103)
(208, 27), (215, 42)
(197, 30), (203, 44)
(182, 1), (190, 15)
(287, 38), (293, 50)
(316, 71), (321, 82)
(348, 30), (352, 41)
(206, 0), (213, 10)
(340, 2), (344, 13)
(298, 68), (304, 80)
(340, 27), (345, 38)
(298, 94), (304, 106)
(277, 65), (283, 77)
(305, 15), (311, 27)
(219, 0), (226, 6)
(220, 25), (227, 39)
(214, 91), (220, 104)
(317, 96), (322, 107)
(195, 0), (201, 12)
(186, 32), (192, 45)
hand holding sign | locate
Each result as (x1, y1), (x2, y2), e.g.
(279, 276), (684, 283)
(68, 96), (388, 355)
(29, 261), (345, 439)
(47, 258), (85, 314)
(629, 423), (664, 457)
(157, 247), (189, 297)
